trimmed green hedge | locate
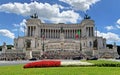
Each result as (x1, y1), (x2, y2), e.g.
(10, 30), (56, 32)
(94, 63), (120, 67)
(85, 60), (120, 67)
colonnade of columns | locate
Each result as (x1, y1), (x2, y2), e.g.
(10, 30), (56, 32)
(27, 26), (36, 37)
(27, 26), (94, 39)
(40, 29), (81, 39)
(86, 27), (94, 37)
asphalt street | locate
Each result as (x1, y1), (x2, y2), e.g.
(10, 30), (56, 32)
(0, 59), (120, 66)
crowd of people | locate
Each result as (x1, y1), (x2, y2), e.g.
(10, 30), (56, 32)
(0, 53), (26, 61)
(0, 50), (85, 61)
(43, 50), (85, 59)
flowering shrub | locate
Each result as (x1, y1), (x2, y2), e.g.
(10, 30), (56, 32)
(23, 60), (93, 68)
(61, 61), (93, 66)
(23, 60), (61, 68)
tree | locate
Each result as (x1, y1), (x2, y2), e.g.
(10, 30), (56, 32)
(117, 46), (120, 56)
(0, 46), (2, 51)
(106, 44), (113, 49)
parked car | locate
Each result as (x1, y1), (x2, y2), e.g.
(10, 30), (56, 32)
(116, 57), (120, 60)
(86, 57), (98, 60)
(72, 56), (83, 60)
(29, 58), (37, 61)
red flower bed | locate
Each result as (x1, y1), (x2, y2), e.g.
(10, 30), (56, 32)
(23, 60), (61, 68)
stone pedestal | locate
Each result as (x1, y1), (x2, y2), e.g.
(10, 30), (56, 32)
(2, 42), (7, 53)
(93, 50), (98, 57)
(25, 49), (32, 59)
(60, 33), (64, 40)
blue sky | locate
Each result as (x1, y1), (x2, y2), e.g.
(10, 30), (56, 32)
(0, 0), (120, 46)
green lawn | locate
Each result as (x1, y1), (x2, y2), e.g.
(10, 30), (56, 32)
(0, 64), (120, 75)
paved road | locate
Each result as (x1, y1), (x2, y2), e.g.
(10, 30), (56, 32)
(0, 59), (120, 66)
(0, 60), (87, 66)
(0, 60), (30, 66)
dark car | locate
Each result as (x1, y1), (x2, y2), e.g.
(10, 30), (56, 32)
(86, 57), (98, 60)
(72, 56), (83, 60)
(29, 58), (37, 61)
(116, 57), (120, 60)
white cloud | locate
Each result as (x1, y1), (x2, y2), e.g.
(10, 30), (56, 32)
(117, 19), (120, 25)
(59, 0), (100, 11)
(116, 19), (120, 29)
(95, 31), (120, 42)
(50, 10), (80, 23)
(105, 25), (114, 31)
(20, 19), (27, 32)
(13, 19), (27, 32)
(116, 25), (120, 29)
(0, 29), (15, 39)
(0, 2), (80, 23)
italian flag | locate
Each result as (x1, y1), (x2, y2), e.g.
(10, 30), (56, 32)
(75, 30), (80, 39)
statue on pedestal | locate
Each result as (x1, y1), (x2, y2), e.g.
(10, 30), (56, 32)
(30, 13), (38, 19)
(84, 14), (91, 19)
(60, 26), (63, 33)
(60, 26), (64, 39)
(2, 42), (7, 53)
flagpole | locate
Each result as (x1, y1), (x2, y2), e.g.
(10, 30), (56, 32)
(41, 32), (45, 59)
(80, 30), (81, 51)
(93, 27), (98, 57)
(75, 30), (81, 51)
(96, 27), (98, 50)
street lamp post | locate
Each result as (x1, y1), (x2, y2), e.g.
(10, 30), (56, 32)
(41, 32), (45, 59)
(80, 37), (82, 51)
(42, 39), (44, 52)
(80, 30), (82, 51)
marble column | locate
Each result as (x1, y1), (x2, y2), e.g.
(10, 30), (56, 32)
(66, 29), (68, 39)
(50, 29), (51, 39)
(30, 26), (31, 36)
(73, 29), (75, 39)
